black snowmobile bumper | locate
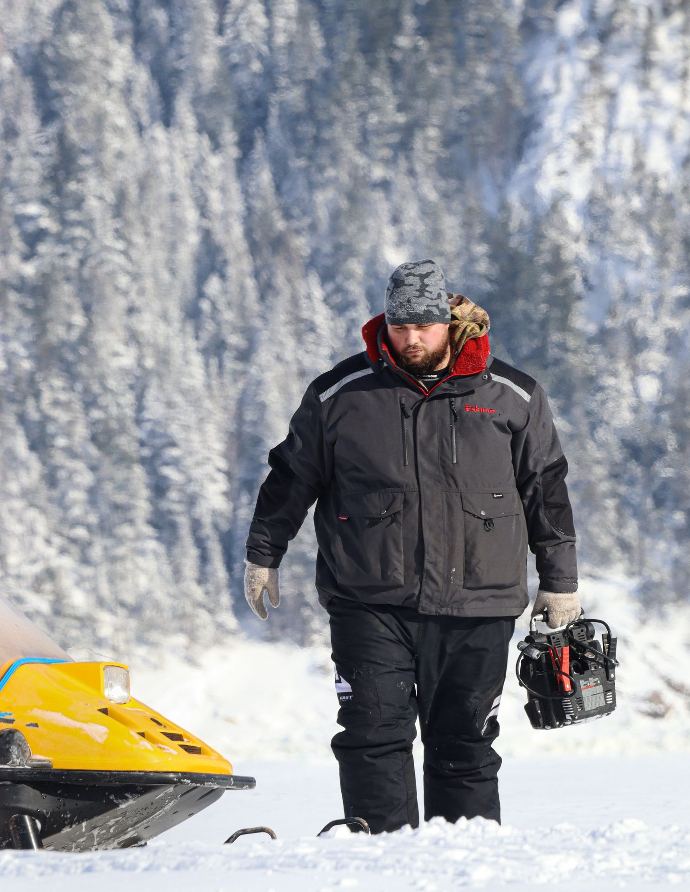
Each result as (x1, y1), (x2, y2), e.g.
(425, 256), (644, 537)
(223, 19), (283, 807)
(0, 768), (255, 851)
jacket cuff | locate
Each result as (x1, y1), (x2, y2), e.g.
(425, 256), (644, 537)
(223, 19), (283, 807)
(246, 551), (282, 569)
(538, 579), (578, 594)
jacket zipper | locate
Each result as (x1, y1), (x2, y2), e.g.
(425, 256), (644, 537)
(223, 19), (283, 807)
(449, 398), (458, 464)
(400, 396), (410, 466)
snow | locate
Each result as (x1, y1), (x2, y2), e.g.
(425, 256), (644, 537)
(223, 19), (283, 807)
(637, 374), (661, 402)
(2, 757), (690, 890)
(4, 571), (690, 889)
(28, 710), (109, 744)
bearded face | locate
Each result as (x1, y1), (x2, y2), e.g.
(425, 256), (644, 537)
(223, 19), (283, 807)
(385, 323), (452, 375)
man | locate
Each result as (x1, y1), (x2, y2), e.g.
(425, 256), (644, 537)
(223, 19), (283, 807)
(244, 259), (580, 834)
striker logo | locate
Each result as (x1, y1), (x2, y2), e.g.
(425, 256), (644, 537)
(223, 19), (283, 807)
(465, 404), (495, 414)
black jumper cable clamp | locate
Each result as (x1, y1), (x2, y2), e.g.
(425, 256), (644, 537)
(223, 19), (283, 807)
(516, 610), (618, 730)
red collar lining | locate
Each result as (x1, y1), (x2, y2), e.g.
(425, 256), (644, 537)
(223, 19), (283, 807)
(361, 313), (490, 392)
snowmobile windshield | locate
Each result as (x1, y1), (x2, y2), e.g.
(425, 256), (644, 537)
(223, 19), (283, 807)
(0, 594), (72, 669)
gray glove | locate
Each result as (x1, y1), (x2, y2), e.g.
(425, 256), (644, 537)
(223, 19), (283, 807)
(531, 589), (581, 629)
(244, 561), (280, 620)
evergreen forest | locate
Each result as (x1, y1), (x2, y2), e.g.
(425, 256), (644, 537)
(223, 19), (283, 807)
(1, 0), (688, 654)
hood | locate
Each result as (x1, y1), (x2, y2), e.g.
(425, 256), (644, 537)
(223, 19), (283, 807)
(361, 313), (490, 378)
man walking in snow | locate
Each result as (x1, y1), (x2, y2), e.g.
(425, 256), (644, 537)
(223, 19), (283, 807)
(244, 259), (580, 833)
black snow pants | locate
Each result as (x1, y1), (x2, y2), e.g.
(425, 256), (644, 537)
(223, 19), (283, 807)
(324, 596), (515, 835)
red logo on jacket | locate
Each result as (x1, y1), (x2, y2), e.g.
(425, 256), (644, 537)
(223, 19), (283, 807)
(465, 404), (495, 414)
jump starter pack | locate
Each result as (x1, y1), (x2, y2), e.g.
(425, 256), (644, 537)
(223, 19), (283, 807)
(516, 612), (618, 730)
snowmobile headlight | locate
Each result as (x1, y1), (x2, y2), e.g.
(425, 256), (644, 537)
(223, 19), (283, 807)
(103, 665), (130, 704)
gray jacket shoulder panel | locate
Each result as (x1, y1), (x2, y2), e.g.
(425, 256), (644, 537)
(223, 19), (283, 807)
(488, 358), (537, 404)
(313, 352), (374, 402)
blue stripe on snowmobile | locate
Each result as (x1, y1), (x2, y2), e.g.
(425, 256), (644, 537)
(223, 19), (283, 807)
(0, 658), (67, 697)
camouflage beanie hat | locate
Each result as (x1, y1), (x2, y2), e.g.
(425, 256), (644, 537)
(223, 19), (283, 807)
(384, 259), (451, 325)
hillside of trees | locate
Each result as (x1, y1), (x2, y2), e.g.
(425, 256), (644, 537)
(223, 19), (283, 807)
(1, 0), (689, 655)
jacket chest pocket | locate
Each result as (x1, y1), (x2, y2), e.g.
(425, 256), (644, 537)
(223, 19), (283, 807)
(334, 491), (404, 590)
(461, 491), (525, 590)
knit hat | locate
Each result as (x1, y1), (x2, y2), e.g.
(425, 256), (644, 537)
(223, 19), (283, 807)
(384, 259), (450, 325)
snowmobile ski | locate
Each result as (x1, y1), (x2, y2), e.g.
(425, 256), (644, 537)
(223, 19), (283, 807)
(318, 817), (370, 836)
(224, 826), (277, 844)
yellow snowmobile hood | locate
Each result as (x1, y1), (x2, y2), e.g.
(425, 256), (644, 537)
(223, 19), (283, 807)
(0, 594), (233, 775)
(0, 658), (233, 774)
(0, 596), (253, 853)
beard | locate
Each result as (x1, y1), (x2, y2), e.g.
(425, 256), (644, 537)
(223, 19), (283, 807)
(390, 330), (452, 376)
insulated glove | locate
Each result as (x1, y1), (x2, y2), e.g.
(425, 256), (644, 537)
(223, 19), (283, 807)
(531, 589), (581, 629)
(244, 561), (280, 620)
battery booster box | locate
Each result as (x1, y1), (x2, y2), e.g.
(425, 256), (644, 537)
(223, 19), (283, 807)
(517, 614), (618, 730)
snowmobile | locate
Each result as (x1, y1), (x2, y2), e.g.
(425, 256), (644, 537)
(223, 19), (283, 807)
(0, 593), (256, 852)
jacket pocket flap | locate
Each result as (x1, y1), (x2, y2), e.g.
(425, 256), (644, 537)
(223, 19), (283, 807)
(461, 490), (521, 520)
(339, 491), (404, 518)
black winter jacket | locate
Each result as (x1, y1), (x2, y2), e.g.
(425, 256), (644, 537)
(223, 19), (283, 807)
(246, 314), (578, 617)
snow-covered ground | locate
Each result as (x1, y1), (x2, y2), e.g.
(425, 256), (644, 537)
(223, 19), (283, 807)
(4, 571), (690, 889)
(2, 757), (689, 890)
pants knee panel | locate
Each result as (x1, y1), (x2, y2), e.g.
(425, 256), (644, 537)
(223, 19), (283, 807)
(424, 737), (502, 776)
